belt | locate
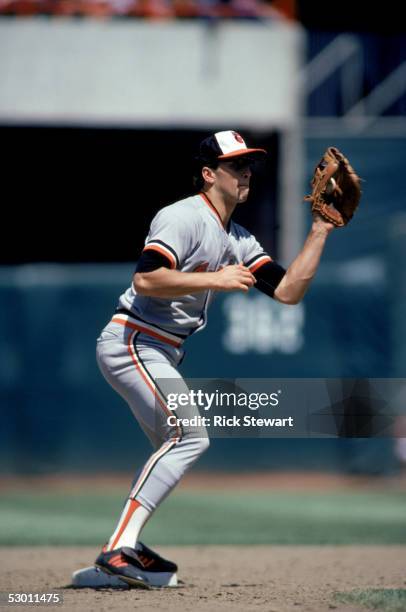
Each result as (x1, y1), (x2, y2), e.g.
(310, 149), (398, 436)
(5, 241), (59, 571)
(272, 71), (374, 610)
(111, 308), (185, 348)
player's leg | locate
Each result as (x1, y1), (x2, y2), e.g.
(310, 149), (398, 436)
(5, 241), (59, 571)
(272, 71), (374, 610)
(94, 324), (208, 584)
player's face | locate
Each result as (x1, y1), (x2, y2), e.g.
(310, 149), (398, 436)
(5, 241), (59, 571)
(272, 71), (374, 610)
(215, 158), (253, 204)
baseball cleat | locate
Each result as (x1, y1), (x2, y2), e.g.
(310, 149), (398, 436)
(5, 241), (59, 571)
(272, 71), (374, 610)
(95, 547), (152, 589)
(94, 544), (178, 588)
(135, 541), (178, 573)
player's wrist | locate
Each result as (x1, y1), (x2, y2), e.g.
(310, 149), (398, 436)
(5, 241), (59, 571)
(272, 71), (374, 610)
(311, 216), (334, 236)
(207, 271), (222, 291)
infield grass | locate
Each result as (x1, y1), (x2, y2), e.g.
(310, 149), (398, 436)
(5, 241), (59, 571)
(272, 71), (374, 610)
(334, 589), (406, 611)
(0, 489), (405, 546)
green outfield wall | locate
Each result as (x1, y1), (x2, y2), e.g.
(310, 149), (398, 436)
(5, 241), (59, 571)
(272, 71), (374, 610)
(0, 265), (396, 475)
(1, 136), (404, 475)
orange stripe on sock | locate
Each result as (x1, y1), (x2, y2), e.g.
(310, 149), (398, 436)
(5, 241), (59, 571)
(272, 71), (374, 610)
(110, 499), (141, 551)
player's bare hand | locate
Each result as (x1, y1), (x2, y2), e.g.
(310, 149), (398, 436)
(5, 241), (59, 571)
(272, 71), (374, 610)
(214, 263), (256, 292)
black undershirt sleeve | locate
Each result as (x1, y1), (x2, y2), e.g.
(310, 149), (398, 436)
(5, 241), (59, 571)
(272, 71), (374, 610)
(136, 250), (172, 273)
(136, 251), (285, 298)
(253, 261), (286, 298)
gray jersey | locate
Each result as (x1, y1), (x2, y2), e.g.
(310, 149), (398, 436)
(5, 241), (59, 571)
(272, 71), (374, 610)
(117, 193), (272, 340)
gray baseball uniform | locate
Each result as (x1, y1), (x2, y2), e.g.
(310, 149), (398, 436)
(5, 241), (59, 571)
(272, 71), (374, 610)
(117, 192), (271, 336)
(97, 191), (273, 551)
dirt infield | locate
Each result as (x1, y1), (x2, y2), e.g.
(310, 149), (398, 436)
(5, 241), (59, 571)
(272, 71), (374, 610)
(2, 546), (405, 612)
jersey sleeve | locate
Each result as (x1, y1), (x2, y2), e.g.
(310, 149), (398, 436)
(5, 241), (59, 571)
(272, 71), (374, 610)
(235, 224), (286, 297)
(142, 206), (195, 270)
(239, 230), (273, 273)
(136, 249), (172, 273)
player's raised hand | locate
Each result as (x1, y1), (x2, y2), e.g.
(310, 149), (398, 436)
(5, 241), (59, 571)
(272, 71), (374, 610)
(214, 263), (256, 292)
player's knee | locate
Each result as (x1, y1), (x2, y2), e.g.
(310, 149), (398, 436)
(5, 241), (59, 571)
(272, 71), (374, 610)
(181, 435), (210, 459)
(195, 436), (210, 456)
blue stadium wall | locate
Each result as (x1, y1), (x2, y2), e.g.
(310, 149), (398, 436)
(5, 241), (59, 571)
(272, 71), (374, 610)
(1, 136), (404, 475)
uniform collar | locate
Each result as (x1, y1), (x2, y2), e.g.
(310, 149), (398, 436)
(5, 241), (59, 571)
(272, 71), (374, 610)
(199, 192), (226, 230)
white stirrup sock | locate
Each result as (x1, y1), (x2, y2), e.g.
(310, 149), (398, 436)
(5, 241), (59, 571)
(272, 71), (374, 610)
(106, 498), (151, 551)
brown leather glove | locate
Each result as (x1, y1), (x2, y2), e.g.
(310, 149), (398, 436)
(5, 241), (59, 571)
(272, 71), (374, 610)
(305, 147), (362, 227)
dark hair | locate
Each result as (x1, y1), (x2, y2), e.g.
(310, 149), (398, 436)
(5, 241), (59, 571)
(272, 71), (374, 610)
(192, 157), (219, 191)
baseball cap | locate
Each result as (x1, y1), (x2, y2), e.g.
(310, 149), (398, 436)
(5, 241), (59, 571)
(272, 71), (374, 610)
(197, 130), (267, 164)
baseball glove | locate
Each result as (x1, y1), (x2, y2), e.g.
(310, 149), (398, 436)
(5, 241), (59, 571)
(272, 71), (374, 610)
(304, 147), (362, 227)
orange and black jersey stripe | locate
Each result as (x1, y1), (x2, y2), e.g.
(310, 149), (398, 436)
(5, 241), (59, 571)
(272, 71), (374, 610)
(142, 240), (179, 270)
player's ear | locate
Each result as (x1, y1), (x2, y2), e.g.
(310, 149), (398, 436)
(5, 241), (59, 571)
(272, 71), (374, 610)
(202, 165), (216, 185)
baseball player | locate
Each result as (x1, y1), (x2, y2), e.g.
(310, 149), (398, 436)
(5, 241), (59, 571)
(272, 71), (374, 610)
(93, 130), (335, 587)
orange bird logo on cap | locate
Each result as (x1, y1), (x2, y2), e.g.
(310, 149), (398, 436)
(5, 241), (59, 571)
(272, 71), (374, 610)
(232, 132), (244, 144)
